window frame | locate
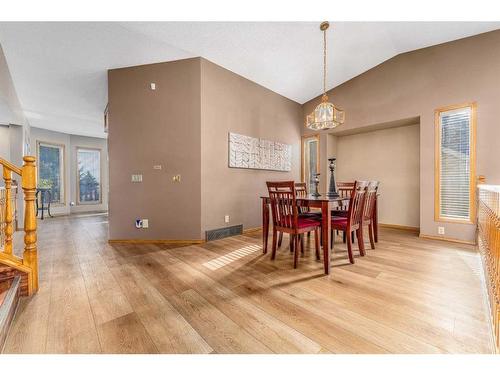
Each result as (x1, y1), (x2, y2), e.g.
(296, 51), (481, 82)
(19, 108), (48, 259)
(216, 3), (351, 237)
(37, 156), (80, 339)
(76, 146), (103, 206)
(301, 134), (320, 189)
(36, 140), (66, 206)
(434, 102), (477, 224)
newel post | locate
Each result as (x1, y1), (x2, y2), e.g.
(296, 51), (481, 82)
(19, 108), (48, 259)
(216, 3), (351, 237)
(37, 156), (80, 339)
(3, 167), (13, 255)
(22, 156), (38, 293)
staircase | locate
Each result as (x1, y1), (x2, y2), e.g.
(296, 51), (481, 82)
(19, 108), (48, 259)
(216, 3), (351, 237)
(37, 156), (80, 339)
(0, 156), (38, 352)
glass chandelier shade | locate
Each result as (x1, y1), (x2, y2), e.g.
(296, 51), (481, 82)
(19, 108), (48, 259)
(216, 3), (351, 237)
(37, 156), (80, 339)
(306, 22), (345, 131)
(306, 94), (345, 130)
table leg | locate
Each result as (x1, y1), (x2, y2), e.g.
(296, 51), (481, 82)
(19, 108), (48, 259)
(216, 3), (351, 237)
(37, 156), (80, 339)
(41, 191), (45, 220)
(321, 201), (331, 275)
(374, 196), (378, 243)
(262, 198), (269, 254)
(47, 190), (53, 217)
(35, 191), (39, 218)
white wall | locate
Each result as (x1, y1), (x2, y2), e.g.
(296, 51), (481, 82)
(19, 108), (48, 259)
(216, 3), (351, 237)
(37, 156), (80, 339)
(335, 124), (420, 228)
(0, 125), (10, 162)
(30, 127), (108, 215)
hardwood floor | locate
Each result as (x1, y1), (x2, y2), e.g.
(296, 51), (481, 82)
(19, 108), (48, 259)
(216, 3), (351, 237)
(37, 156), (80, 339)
(2, 213), (494, 353)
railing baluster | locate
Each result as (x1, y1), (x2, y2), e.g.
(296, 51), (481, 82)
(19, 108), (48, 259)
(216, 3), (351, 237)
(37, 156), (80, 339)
(21, 156), (38, 293)
(3, 166), (13, 255)
(478, 184), (500, 353)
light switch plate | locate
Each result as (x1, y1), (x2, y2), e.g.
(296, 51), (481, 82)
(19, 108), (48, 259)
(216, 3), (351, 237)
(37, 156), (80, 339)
(131, 174), (143, 183)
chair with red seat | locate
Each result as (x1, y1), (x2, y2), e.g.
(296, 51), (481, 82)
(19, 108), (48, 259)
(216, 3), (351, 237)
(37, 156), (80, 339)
(278, 182), (321, 248)
(333, 181), (355, 218)
(266, 181), (321, 268)
(331, 181), (369, 264)
(362, 181), (379, 249)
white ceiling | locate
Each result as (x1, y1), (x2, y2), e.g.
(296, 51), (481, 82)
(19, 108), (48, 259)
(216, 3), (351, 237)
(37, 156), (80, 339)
(0, 22), (499, 138)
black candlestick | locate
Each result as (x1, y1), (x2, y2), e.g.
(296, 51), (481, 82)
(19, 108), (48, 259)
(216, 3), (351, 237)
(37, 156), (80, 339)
(327, 157), (339, 198)
(312, 173), (321, 197)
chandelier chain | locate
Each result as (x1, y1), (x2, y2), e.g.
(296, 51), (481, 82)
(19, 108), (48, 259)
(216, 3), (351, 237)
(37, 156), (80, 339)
(323, 27), (327, 96)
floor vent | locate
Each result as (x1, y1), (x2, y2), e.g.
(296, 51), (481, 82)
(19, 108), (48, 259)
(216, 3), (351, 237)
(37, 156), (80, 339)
(205, 224), (243, 242)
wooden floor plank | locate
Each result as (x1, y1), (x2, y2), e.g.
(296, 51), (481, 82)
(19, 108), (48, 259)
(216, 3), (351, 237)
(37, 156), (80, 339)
(96, 312), (158, 354)
(2, 214), (494, 354)
(167, 289), (273, 353)
(164, 260), (323, 353)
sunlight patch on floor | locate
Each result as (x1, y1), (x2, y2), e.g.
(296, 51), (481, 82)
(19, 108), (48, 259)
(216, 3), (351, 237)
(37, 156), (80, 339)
(203, 244), (261, 270)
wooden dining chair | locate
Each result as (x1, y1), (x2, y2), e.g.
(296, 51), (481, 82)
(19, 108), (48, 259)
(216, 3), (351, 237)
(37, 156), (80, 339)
(266, 181), (321, 268)
(337, 181), (355, 199)
(278, 182), (320, 248)
(362, 181), (379, 249)
(331, 181), (369, 264)
(332, 181), (355, 242)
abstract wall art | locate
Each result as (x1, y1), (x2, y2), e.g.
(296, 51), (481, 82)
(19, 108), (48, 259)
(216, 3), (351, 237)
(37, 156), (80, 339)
(228, 132), (292, 171)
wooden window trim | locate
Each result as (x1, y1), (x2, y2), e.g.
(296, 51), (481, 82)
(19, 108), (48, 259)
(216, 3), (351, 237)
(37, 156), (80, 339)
(434, 102), (477, 224)
(76, 146), (103, 206)
(36, 140), (66, 206)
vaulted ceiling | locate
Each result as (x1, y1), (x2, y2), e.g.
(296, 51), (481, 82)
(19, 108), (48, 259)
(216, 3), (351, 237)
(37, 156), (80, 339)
(0, 22), (499, 138)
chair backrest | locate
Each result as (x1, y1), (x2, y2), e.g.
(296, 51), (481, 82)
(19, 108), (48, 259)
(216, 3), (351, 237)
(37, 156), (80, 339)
(295, 182), (309, 213)
(363, 181), (379, 222)
(337, 181), (355, 198)
(347, 181), (369, 227)
(295, 182), (307, 197)
(266, 181), (298, 230)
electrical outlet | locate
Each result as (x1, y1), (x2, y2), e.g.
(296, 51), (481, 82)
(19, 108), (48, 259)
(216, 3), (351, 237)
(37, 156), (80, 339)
(172, 175), (181, 182)
(224, 215), (230, 223)
(438, 226), (445, 235)
(131, 174), (143, 183)
(142, 219), (149, 228)
(150, 82), (156, 90)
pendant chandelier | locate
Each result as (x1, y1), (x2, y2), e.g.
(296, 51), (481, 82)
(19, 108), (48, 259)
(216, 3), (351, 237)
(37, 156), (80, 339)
(306, 21), (345, 131)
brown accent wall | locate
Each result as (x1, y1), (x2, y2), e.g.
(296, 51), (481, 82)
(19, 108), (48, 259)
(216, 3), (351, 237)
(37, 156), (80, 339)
(108, 57), (302, 240)
(107, 58), (201, 240)
(302, 30), (500, 242)
(200, 59), (302, 235)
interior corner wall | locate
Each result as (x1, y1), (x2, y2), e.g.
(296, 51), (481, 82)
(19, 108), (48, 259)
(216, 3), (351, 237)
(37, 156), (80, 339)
(107, 58), (202, 240)
(200, 58), (302, 236)
(302, 30), (500, 243)
(335, 124), (420, 228)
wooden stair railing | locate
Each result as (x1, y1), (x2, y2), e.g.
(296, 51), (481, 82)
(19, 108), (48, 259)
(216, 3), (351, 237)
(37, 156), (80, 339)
(477, 184), (500, 353)
(0, 156), (38, 295)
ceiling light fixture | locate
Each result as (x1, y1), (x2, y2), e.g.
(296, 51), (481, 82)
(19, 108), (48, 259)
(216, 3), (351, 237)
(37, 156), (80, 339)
(306, 21), (345, 131)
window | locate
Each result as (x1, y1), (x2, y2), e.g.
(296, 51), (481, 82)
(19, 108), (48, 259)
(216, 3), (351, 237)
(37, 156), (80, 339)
(435, 103), (476, 223)
(77, 148), (101, 204)
(38, 142), (65, 204)
(301, 135), (319, 192)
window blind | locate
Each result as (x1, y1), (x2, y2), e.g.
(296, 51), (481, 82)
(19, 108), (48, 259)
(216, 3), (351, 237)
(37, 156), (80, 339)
(438, 107), (472, 221)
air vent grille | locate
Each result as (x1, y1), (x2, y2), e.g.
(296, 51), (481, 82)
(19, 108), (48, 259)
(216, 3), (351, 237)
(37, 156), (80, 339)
(205, 224), (243, 242)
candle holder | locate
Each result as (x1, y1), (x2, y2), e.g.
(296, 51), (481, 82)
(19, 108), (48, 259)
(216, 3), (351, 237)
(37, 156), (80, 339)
(312, 173), (321, 197)
(327, 157), (339, 198)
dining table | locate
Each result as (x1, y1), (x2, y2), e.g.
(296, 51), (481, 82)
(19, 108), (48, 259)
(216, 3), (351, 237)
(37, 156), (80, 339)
(261, 194), (351, 275)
